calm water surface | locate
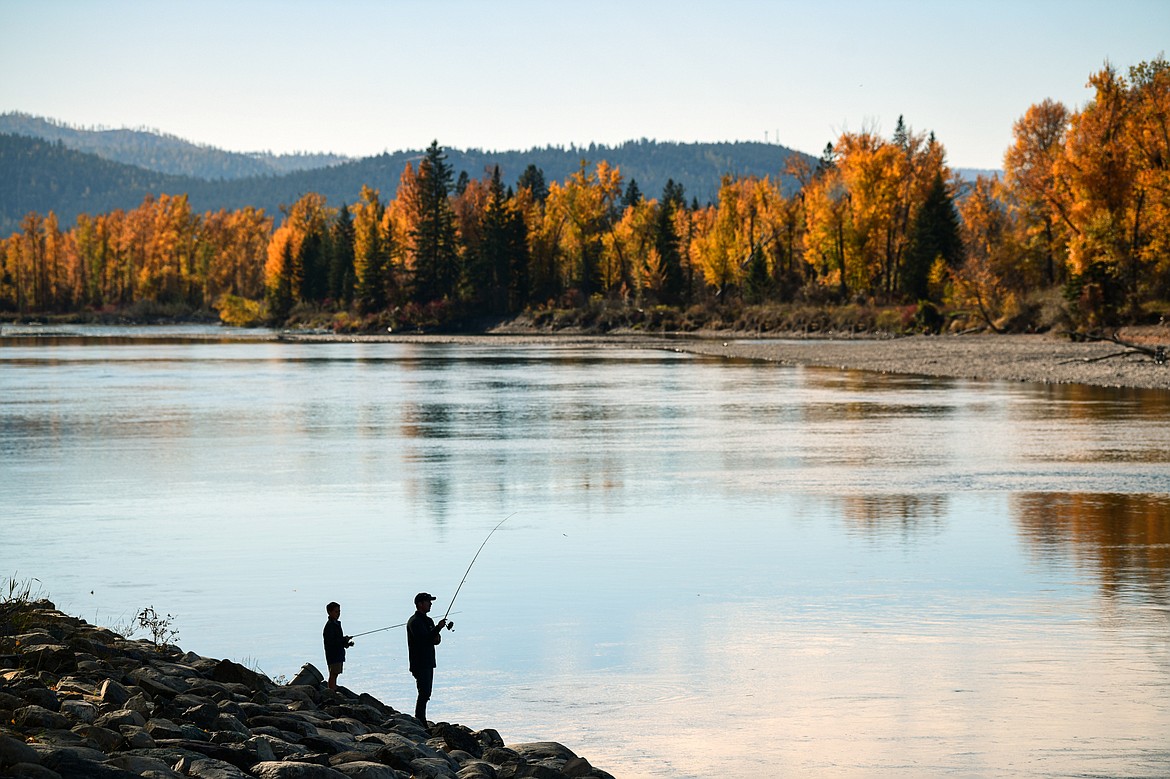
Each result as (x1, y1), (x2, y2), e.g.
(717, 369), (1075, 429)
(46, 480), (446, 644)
(2, 325), (1168, 778)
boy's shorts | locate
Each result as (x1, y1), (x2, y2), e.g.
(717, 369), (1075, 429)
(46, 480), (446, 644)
(328, 662), (344, 675)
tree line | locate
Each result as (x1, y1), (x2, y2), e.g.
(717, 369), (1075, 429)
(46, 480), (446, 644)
(2, 58), (1166, 332)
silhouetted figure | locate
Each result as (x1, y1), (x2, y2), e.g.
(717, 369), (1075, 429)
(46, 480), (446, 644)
(406, 592), (451, 724)
(323, 601), (353, 691)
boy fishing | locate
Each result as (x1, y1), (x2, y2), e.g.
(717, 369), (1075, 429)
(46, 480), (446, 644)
(323, 601), (354, 691)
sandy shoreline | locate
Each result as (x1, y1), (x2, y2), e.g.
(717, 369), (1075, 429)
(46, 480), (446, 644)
(279, 327), (1170, 392)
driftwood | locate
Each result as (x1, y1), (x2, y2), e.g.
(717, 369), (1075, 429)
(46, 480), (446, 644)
(1059, 331), (1168, 365)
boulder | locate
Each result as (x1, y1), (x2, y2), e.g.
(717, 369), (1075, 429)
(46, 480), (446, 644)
(0, 732), (40, 766)
(145, 718), (186, 741)
(38, 749), (137, 779)
(508, 743), (577, 763)
(434, 723), (481, 758)
(96, 709), (147, 729)
(454, 763), (497, 779)
(118, 725), (156, 749)
(250, 761), (350, 779)
(71, 724), (122, 752)
(15, 704), (71, 730)
(128, 667), (185, 698)
(331, 761), (403, 779)
(209, 660), (270, 692)
(409, 757), (459, 779)
(247, 735), (277, 762)
(14, 684), (61, 711)
(19, 645), (77, 675)
(474, 729), (504, 750)
(1, 763), (62, 779)
(182, 703), (221, 729)
(213, 711), (251, 736)
(151, 740), (255, 770)
(125, 692), (156, 716)
(98, 679), (132, 707)
(561, 757), (593, 778)
(174, 756), (252, 779)
(105, 754), (176, 776)
(59, 700), (97, 725)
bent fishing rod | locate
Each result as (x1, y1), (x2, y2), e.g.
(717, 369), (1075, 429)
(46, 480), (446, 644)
(441, 512), (517, 628)
(349, 511), (516, 639)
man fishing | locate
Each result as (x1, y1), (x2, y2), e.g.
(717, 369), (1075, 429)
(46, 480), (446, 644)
(407, 592), (452, 725)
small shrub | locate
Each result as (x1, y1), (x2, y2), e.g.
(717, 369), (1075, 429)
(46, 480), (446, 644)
(137, 606), (180, 647)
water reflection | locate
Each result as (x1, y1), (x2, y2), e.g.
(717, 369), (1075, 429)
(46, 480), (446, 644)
(1013, 493), (1170, 604)
(838, 494), (950, 538)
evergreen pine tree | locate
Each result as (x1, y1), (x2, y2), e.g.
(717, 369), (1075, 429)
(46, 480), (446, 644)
(356, 212), (389, 314)
(411, 141), (460, 304)
(621, 179), (642, 209)
(902, 173), (962, 301)
(516, 164), (548, 203)
(329, 203), (356, 306)
(655, 179), (686, 304)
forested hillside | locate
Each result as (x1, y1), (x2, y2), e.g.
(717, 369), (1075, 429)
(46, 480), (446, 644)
(0, 112), (351, 179)
(0, 132), (810, 235)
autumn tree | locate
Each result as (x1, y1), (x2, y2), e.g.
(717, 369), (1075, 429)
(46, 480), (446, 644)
(1003, 99), (1071, 286)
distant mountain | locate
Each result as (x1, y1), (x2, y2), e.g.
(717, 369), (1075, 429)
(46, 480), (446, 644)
(0, 112), (352, 180)
(955, 167), (1002, 182)
(1, 129), (813, 235)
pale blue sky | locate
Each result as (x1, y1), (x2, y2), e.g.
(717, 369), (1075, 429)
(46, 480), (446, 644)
(1, 0), (1165, 169)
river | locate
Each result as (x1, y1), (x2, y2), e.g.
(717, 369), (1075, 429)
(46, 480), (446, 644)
(2, 325), (1168, 778)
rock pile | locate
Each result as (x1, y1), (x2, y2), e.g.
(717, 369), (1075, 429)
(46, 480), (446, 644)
(1, 601), (612, 779)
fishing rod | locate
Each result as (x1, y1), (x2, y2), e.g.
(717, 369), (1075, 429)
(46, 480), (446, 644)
(349, 612), (462, 639)
(441, 512), (517, 627)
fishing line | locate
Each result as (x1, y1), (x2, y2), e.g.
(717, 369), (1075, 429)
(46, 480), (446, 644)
(442, 512), (517, 626)
(349, 612), (462, 639)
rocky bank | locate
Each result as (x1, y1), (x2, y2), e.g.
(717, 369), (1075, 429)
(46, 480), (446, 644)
(0, 601), (611, 779)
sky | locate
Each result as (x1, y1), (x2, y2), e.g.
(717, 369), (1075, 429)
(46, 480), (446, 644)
(1, 0), (1166, 170)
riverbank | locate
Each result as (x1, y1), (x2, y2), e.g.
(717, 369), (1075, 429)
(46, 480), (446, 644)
(4, 321), (1169, 390)
(0, 600), (611, 779)
(280, 325), (1170, 391)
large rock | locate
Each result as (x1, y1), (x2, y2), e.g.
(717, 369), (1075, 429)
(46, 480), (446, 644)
(1, 763), (62, 779)
(105, 754), (177, 775)
(209, 659), (270, 691)
(409, 757), (459, 779)
(95, 709), (147, 730)
(12, 683), (61, 711)
(72, 724), (123, 752)
(0, 732), (40, 766)
(508, 743), (577, 763)
(332, 761), (403, 779)
(98, 679), (132, 707)
(128, 667), (186, 698)
(15, 704), (71, 730)
(118, 725), (156, 749)
(37, 749), (138, 779)
(175, 756), (252, 779)
(250, 761), (350, 779)
(59, 700), (97, 725)
(145, 717), (186, 740)
(19, 644), (77, 674)
(434, 723), (481, 758)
